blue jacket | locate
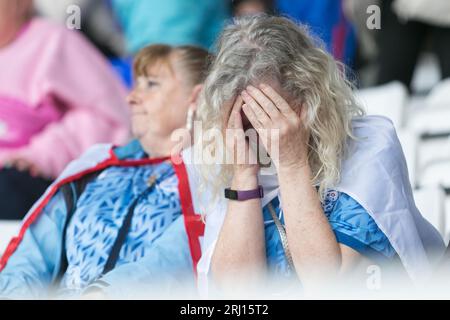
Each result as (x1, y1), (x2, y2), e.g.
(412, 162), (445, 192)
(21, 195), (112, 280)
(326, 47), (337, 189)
(0, 140), (204, 299)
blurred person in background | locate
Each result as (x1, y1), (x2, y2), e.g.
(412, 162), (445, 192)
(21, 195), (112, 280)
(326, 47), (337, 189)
(377, 0), (450, 90)
(0, 44), (209, 299)
(34, 0), (132, 87)
(0, 0), (130, 220)
(232, 0), (274, 17)
(34, 0), (126, 59)
(343, 0), (380, 87)
(111, 0), (230, 56)
(275, 0), (357, 66)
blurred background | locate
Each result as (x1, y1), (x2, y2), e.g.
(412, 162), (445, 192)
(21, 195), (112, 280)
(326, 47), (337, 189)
(1, 0), (450, 251)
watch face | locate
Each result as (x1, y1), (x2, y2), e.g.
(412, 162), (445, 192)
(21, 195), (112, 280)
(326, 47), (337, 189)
(224, 188), (238, 200)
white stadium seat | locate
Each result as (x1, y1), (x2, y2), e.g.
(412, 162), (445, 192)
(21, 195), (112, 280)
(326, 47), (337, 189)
(355, 81), (408, 129)
(419, 152), (450, 190)
(417, 137), (450, 188)
(407, 78), (450, 136)
(408, 106), (450, 136)
(397, 129), (419, 188)
(426, 78), (450, 110)
(410, 53), (442, 95)
(413, 186), (447, 239)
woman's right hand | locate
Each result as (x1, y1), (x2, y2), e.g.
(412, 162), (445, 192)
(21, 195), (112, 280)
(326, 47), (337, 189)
(212, 97), (266, 291)
(226, 96), (260, 183)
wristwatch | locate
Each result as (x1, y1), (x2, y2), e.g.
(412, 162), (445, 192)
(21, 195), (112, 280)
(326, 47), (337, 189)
(224, 186), (264, 201)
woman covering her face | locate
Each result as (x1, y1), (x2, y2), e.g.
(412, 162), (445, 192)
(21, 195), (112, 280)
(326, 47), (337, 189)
(192, 15), (445, 297)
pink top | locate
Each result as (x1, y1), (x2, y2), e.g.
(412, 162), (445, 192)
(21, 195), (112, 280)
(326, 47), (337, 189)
(0, 18), (130, 178)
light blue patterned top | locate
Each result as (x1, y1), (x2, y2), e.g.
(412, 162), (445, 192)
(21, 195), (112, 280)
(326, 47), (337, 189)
(265, 190), (396, 279)
(60, 151), (181, 294)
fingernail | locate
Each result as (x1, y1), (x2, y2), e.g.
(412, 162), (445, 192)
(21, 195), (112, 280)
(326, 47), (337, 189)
(241, 90), (248, 97)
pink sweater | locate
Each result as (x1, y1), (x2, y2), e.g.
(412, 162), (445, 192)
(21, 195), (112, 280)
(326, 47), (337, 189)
(0, 18), (130, 178)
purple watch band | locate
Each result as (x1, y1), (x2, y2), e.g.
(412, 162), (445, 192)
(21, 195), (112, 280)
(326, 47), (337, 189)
(224, 186), (264, 201)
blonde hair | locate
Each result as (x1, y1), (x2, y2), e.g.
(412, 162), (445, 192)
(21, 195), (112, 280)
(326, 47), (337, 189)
(197, 15), (364, 202)
(133, 44), (211, 86)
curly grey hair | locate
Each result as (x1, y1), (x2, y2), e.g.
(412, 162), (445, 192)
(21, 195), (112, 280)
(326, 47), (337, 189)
(197, 14), (364, 202)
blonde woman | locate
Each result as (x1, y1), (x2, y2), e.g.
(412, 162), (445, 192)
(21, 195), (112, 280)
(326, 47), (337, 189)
(0, 44), (209, 299)
(193, 15), (445, 296)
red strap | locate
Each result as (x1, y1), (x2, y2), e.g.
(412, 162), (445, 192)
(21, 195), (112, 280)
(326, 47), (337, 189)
(0, 153), (169, 272)
(171, 159), (205, 276)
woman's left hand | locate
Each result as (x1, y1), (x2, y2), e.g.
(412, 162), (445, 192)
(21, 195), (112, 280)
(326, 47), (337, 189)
(240, 84), (310, 171)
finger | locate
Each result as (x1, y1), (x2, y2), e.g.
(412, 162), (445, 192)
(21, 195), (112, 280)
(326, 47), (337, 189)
(259, 84), (297, 117)
(231, 111), (248, 165)
(246, 85), (280, 119)
(241, 90), (271, 127)
(242, 103), (262, 131)
(229, 110), (244, 142)
(234, 110), (244, 130)
(227, 110), (244, 144)
(227, 96), (244, 129)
